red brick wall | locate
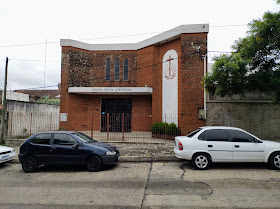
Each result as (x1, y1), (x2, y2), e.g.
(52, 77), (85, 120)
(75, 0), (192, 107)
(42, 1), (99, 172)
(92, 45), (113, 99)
(67, 48), (138, 87)
(60, 32), (207, 133)
(60, 94), (152, 132)
(131, 96), (152, 131)
(179, 33), (207, 134)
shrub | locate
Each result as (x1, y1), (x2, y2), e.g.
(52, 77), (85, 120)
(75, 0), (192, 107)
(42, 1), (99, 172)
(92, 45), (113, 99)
(151, 122), (181, 136)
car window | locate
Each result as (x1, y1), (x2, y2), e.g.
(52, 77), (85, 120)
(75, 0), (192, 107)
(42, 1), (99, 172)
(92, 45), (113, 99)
(198, 131), (205, 140)
(187, 129), (201, 138)
(72, 132), (97, 143)
(205, 130), (229, 142)
(54, 134), (77, 146)
(229, 130), (255, 143)
(31, 134), (51, 145)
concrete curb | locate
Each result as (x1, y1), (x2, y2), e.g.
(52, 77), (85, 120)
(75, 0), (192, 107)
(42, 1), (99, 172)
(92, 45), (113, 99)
(120, 155), (179, 162)
(11, 155), (179, 164)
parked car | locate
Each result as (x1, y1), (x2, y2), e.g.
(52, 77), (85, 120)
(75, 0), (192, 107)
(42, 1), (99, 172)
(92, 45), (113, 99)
(174, 126), (280, 170)
(18, 131), (120, 172)
(0, 145), (16, 164)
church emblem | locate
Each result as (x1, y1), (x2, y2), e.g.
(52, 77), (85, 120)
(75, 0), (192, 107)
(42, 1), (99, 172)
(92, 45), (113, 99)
(162, 49), (178, 125)
(163, 56), (176, 80)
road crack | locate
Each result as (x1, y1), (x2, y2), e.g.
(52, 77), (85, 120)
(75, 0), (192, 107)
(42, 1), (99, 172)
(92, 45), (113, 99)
(140, 162), (152, 209)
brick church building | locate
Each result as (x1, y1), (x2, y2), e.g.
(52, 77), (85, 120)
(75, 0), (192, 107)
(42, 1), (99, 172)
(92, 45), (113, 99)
(60, 24), (208, 135)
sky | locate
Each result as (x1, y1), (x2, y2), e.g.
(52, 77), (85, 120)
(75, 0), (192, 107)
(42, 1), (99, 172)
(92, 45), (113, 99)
(0, 0), (279, 91)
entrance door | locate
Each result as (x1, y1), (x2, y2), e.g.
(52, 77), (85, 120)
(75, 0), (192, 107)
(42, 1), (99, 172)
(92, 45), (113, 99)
(101, 98), (132, 132)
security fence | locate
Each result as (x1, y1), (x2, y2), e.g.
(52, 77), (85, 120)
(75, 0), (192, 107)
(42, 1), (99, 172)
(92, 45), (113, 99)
(72, 113), (180, 143)
(6, 112), (180, 143)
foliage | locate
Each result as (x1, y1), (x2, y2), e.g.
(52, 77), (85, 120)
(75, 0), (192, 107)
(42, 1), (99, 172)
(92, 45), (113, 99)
(35, 95), (60, 106)
(151, 122), (181, 136)
(204, 8), (280, 101)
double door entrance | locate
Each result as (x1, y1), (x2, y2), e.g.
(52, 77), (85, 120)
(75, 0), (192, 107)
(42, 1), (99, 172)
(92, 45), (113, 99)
(101, 98), (132, 132)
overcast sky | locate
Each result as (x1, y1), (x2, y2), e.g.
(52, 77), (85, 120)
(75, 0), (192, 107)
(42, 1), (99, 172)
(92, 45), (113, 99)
(0, 0), (279, 91)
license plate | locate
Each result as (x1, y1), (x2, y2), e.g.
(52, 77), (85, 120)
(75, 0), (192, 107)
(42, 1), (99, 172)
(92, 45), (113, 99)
(2, 155), (9, 159)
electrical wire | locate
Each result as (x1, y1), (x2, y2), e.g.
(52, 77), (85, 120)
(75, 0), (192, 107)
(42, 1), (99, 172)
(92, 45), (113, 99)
(10, 49), (205, 91)
(0, 24), (246, 48)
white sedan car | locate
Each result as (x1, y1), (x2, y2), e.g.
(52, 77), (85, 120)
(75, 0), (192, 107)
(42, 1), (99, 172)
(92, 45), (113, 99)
(0, 145), (16, 164)
(174, 126), (280, 170)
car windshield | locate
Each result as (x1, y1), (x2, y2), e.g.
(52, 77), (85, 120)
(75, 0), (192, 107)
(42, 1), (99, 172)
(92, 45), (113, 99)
(186, 128), (201, 137)
(72, 132), (97, 143)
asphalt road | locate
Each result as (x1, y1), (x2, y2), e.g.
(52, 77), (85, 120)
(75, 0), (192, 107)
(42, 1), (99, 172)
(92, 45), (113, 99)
(0, 161), (280, 209)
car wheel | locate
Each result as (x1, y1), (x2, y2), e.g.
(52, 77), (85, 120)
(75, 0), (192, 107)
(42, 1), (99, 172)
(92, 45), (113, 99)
(192, 153), (211, 170)
(86, 155), (102, 172)
(22, 156), (38, 173)
(268, 152), (280, 170)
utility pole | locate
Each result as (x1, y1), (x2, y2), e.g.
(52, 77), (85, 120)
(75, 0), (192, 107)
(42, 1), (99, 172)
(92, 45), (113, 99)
(0, 57), (9, 144)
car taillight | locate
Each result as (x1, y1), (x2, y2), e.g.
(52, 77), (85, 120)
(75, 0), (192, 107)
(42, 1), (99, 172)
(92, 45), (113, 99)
(178, 141), (183, 150)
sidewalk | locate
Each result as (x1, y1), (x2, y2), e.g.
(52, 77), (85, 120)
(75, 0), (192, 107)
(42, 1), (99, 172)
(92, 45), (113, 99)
(10, 141), (178, 163)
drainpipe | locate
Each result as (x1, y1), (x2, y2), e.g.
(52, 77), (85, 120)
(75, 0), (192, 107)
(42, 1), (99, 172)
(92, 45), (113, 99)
(202, 54), (207, 120)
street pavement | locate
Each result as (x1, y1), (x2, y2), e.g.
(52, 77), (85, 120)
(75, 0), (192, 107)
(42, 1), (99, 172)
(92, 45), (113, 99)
(0, 161), (280, 208)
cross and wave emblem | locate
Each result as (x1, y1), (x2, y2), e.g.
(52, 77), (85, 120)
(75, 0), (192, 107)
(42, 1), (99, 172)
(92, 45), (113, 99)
(163, 56), (177, 80)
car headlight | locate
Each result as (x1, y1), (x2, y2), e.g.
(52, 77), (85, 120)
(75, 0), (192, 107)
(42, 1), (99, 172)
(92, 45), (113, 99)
(106, 151), (116, 155)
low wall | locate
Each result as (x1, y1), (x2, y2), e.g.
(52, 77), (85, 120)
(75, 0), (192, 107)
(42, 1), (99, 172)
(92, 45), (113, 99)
(6, 101), (60, 137)
(206, 94), (280, 140)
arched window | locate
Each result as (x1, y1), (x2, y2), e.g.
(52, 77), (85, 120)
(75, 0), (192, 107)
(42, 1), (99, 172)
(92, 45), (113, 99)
(114, 58), (120, 81)
(123, 58), (129, 81)
(105, 58), (110, 81)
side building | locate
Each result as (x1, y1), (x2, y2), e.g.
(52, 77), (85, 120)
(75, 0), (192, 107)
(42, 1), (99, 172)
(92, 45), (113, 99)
(60, 24), (208, 136)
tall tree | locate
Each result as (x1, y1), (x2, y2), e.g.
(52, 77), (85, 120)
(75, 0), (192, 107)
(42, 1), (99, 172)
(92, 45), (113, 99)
(204, 4), (280, 101)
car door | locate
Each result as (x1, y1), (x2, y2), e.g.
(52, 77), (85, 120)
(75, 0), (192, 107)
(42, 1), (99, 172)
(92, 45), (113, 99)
(202, 129), (233, 162)
(29, 133), (52, 164)
(50, 133), (86, 164)
(229, 130), (265, 162)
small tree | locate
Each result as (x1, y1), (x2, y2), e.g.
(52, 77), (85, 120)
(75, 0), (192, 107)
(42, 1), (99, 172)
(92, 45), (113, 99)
(204, 3), (280, 101)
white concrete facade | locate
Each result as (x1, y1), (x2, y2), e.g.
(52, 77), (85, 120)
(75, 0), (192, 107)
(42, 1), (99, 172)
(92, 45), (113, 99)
(61, 24), (209, 51)
(68, 87), (153, 95)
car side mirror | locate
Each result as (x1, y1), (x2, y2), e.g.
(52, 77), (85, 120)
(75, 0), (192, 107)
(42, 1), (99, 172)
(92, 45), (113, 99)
(255, 139), (263, 143)
(72, 143), (79, 149)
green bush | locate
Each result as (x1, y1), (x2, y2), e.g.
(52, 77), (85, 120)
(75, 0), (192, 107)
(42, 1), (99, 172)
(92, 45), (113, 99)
(151, 122), (181, 136)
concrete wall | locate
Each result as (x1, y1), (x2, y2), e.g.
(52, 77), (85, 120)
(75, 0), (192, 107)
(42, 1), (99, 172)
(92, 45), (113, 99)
(7, 100), (59, 113)
(206, 94), (280, 140)
(6, 91), (29, 102)
(7, 101), (60, 137)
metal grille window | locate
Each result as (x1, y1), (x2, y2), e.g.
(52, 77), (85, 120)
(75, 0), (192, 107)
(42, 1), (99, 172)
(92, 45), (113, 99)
(123, 58), (129, 81)
(105, 58), (111, 81)
(114, 58), (120, 81)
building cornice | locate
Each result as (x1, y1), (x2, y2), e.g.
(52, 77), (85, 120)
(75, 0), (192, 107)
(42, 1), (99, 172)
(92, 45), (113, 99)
(68, 87), (153, 95)
(61, 24), (209, 51)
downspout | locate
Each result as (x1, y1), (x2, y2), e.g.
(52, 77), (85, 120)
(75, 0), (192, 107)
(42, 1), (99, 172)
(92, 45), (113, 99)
(203, 54), (207, 120)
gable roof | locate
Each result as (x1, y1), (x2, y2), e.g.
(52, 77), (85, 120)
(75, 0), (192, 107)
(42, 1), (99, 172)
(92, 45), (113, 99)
(15, 90), (60, 99)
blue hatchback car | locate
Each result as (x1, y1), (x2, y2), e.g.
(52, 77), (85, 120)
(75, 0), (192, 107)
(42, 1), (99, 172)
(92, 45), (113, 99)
(18, 131), (120, 173)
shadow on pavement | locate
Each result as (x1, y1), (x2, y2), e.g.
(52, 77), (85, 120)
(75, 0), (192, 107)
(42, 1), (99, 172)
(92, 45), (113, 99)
(32, 163), (119, 173)
(180, 161), (270, 170)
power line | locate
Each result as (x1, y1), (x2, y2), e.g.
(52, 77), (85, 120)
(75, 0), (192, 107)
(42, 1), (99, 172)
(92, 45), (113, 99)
(211, 24), (247, 28)
(10, 50), (203, 91)
(8, 59), (60, 63)
(13, 84), (59, 91)
(208, 51), (232, 53)
(7, 50), (233, 63)
(0, 24), (247, 48)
